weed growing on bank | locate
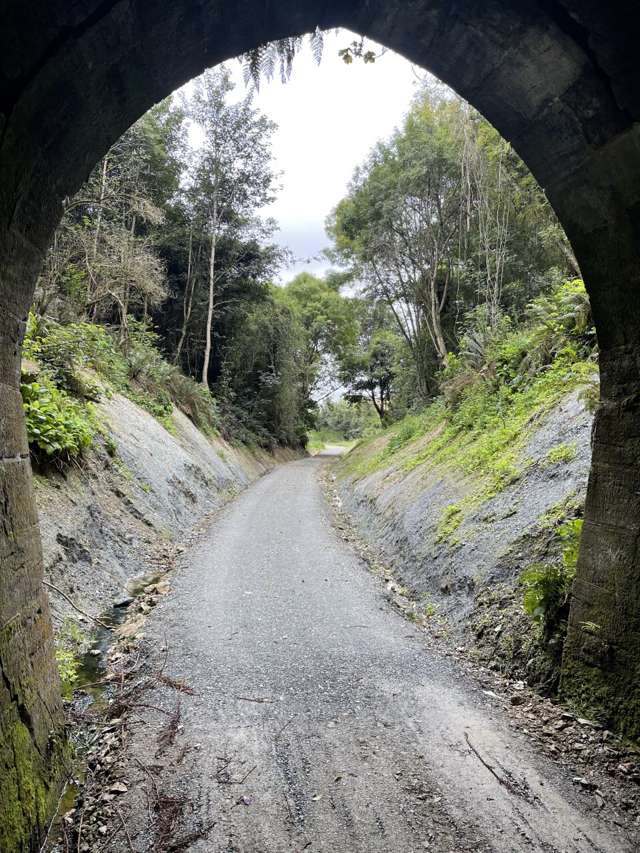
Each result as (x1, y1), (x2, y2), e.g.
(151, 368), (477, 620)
(521, 517), (584, 639)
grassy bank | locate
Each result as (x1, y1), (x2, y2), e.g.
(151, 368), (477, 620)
(335, 280), (598, 692)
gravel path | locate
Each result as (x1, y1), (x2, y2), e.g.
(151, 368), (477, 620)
(110, 456), (631, 852)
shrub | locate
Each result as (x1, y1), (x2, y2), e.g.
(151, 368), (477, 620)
(55, 646), (80, 700)
(544, 443), (577, 466)
(384, 415), (424, 456)
(21, 379), (95, 464)
(23, 314), (128, 395)
(521, 518), (583, 639)
(54, 619), (86, 700)
(124, 318), (220, 433)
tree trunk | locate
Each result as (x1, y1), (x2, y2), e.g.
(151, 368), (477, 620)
(175, 226), (194, 363)
(201, 226), (216, 386)
(87, 155), (109, 315)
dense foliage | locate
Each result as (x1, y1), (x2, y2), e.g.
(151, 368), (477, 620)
(27, 70), (313, 454)
(328, 90), (579, 417)
(26, 67), (589, 476)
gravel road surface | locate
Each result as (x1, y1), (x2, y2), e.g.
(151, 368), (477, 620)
(110, 456), (631, 852)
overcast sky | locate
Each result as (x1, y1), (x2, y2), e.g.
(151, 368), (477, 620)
(222, 30), (422, 281)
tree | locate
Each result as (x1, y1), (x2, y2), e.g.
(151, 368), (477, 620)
(329, 89), (577, 402)
(34, 99), (185, 336)
(281, 272), (358, 398)
(330, 95), (465, 397)
(183, 67), (277, 385)
(340, 328), (401, 423)
(220, 289), (308, 446)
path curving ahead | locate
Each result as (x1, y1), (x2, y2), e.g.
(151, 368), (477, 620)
(112, 456), (631, 852)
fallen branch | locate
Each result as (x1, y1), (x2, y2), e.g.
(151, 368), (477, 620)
(237, 764), (257, 785)
(156, 703), (181, 756)
(42, 580), (112, 630)
(154, 672), (195, 695)
(464, 731), (509, 789)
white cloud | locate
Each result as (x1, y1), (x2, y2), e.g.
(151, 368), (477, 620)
(228, 31), (422, 282)
(182, 31), (424, 282)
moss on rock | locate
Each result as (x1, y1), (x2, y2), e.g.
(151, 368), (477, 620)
(0, 718), (53, 852)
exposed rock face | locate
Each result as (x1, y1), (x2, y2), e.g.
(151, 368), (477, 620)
(338, 391), (593, 617)
(1, 1), (640, 846)
(36, 394), (289, 629)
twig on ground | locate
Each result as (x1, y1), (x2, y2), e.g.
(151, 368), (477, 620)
(238, 764), (257, 785)
(38, 773), (74, 853)
(115, 807), (136, 853)
(156, 703), (181, 756)
(154, 672), (195, 695)
(42, 580), (113, 630)
(134, 757), (160, 801)
(165, 821), (217, 852)
(235, 695), (272, 703)
(464, 731), (509, 790)
(127, 702), (175, 716)
(274, 718), (294, 740)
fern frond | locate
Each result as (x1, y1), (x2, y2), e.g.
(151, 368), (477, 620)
(310, 26), (324, 65)
(241, 31), (320, 88)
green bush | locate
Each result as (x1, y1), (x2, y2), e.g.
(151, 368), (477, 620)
(521, 518), (583, 639)
(25, 314), (222, 435)
(384, 414), (424, 456)
(315, 399), (378, 440)
(55, 646), (80, 700)
(23, 314), (128, 396)
(124, 318), (220, 434)
(54, 618), (86, 700)
(21, 379), (95, 464)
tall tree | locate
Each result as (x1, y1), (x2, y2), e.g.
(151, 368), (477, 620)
(329, 89), (577, 401)
(184, 67), (277, 385)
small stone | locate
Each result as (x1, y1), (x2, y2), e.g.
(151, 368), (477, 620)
(510, 694), (526, 706)
(577, 717), (602, 729)
(572, 777), (597, 791)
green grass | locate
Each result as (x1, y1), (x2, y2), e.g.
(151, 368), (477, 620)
(543, 442), (577, 466)
(307, 428), (357, 454)
(436, 501), (465, 544)
(339, 353), (596, 543)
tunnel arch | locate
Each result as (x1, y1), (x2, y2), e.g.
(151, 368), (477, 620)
(2, 2), (640, 847)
